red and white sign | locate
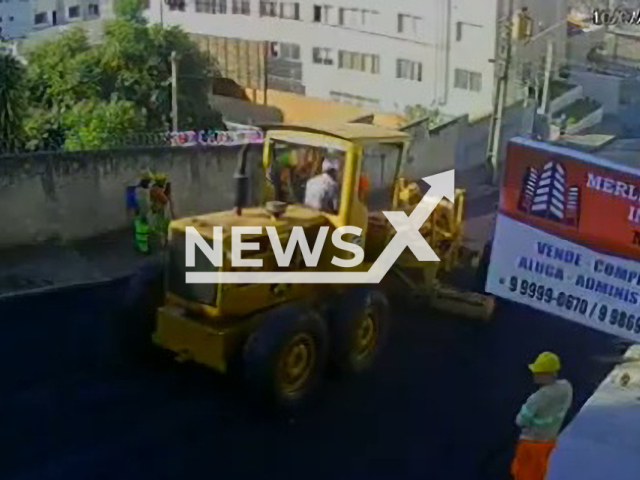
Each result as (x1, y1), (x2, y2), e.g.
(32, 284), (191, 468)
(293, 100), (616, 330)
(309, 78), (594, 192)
(487, 137), (640, 342)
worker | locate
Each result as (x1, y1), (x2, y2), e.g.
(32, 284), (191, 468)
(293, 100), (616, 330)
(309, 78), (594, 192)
(149, 173), (173, 249)
(511, 351), (573, 480)
(304, 155), (341, 214)
(358, 173), (371, 203)
(133, 170), (153, 254)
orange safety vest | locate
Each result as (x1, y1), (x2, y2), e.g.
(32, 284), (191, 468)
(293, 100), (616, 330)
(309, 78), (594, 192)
(510, 439), (556, 480)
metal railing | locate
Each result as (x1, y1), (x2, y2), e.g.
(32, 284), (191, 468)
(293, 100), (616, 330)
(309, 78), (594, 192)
(0, 128), (265, 156)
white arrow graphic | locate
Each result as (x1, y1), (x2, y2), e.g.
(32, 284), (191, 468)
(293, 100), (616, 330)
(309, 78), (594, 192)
(186, 170), (454, 284)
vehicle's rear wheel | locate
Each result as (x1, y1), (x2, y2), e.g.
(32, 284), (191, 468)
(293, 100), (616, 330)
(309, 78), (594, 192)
(328, 288), (390, 374)
(243, 304), (329, 409)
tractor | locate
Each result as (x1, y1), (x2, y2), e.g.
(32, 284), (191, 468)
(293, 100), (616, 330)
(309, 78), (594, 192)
(152, 121), (494, 408)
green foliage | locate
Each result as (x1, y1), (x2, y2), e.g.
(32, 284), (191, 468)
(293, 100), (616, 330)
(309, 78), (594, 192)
(404, 104), (441, 128)
(0, 53), (27, 151)
(62, 100), (146, 151)
(115, 0), (147, 23)
(404, 104), (429, 123)
(19, 17), (223, 151)
(24, 108), (66, 151)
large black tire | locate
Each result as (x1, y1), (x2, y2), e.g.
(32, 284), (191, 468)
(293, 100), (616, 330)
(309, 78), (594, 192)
(243, 304), (329, 409)
(475, 241), (492, 294)
(327, 287), (391, 375)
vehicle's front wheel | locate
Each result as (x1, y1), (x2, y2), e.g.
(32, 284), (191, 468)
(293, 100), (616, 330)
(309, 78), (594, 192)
(243, 304), (329, 409)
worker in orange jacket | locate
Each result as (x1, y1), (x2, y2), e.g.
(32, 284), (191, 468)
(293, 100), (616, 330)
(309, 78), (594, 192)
(511, 352), (573, 480)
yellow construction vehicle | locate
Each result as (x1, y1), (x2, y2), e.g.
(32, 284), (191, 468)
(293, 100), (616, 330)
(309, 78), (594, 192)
(152, 122), (494, 408)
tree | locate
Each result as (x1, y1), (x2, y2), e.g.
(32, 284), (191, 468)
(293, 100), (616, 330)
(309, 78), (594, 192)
(22, 17), (223, 150)
(114, 0), (147, 24)
(25, 28), (98, 111)
(405, 104), (429, 123)
(62, 100), (146, 151)
(0, 53), (27, 152)
(404, 104), (441, 128)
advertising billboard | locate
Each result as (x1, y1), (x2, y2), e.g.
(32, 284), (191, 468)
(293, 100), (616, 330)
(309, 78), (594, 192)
(486, 137), (640, 342)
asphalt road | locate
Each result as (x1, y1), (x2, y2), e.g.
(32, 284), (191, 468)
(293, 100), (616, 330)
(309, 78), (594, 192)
(1, 275), (624, 480)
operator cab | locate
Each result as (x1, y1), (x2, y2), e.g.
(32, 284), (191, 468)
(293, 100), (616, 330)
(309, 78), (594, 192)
(269, 141), (345, 214)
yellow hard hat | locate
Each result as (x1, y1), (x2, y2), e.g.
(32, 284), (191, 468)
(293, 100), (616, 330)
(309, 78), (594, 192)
(529, 352), (561, 374)
(154, 173), (168, 183)
(140, 170), (153, 181)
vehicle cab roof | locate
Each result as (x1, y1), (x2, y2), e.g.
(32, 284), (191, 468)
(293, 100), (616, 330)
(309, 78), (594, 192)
(260, 121), (409, 145)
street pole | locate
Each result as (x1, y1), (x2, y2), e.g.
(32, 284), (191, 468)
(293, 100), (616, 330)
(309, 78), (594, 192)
(171, 51), (178, 132)
(263, 41), (269, 106)
(539, 40), (554, 117)
(486, 0), (514, 186)
(160, 0), (164, 27)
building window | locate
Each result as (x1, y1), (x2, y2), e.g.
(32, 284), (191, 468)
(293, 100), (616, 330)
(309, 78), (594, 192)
(396, 59), (422, 81)
(167, 0), (185, 11)
(260, 1), (277, 17)
(338, 50), (380, 74)
(313, 4), (332, 23)
(232, 0), (250, 14)
(338, 7), (377, 27)
(196, 0), (228, 14)
(68, 5), (80, 18)
(312, 47), (333, 65)
(270, 42), (301, 61)
(454, 68), (482, 92)
(88, 3), (100, 15)
(280, 42), (300, 60)
(34, 12), (47, 24)
(398, 13), (421, 35)
(279, 2), (299, 20)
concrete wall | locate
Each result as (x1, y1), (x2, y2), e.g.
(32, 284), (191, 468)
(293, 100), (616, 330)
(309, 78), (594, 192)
(0, 145), (263, 248)
(569, 70), (622, 114)
(550, 107), (603, 139)
(549, 84), (583, 115)
(402, 101), (528, 190)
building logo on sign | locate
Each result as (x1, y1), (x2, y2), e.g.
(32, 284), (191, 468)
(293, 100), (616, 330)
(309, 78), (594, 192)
(518, 159), (582, 228)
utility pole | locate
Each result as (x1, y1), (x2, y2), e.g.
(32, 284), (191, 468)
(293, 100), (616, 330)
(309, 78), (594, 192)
(539, 40), (554, 117)
(263, 41), (269, 106)
(171, 51), (178, 132)
(485, 0), (514, 186)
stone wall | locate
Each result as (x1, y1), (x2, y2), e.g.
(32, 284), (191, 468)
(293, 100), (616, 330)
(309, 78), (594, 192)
(0, 146), (263, 248)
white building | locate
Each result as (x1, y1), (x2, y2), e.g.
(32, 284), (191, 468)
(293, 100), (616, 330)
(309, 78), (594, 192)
(0, 0), (111, 41)
(144, 0), (567, 117)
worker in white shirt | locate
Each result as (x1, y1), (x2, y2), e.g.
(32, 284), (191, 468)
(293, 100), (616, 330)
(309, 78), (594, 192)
(511, 351), (573, 480)
(304, 154), (341, 214)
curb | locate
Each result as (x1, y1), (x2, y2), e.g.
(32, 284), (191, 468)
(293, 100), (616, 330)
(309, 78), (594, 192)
(0, 272), (136, 303)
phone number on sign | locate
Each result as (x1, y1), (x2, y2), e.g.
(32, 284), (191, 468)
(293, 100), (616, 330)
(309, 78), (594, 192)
(507, 276), (640, 334)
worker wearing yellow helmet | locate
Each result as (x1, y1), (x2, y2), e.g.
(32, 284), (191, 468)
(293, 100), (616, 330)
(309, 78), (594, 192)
(149, 172), (174, 248)
(511, 352), (573, 480)
(131, 170), (153, 253)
